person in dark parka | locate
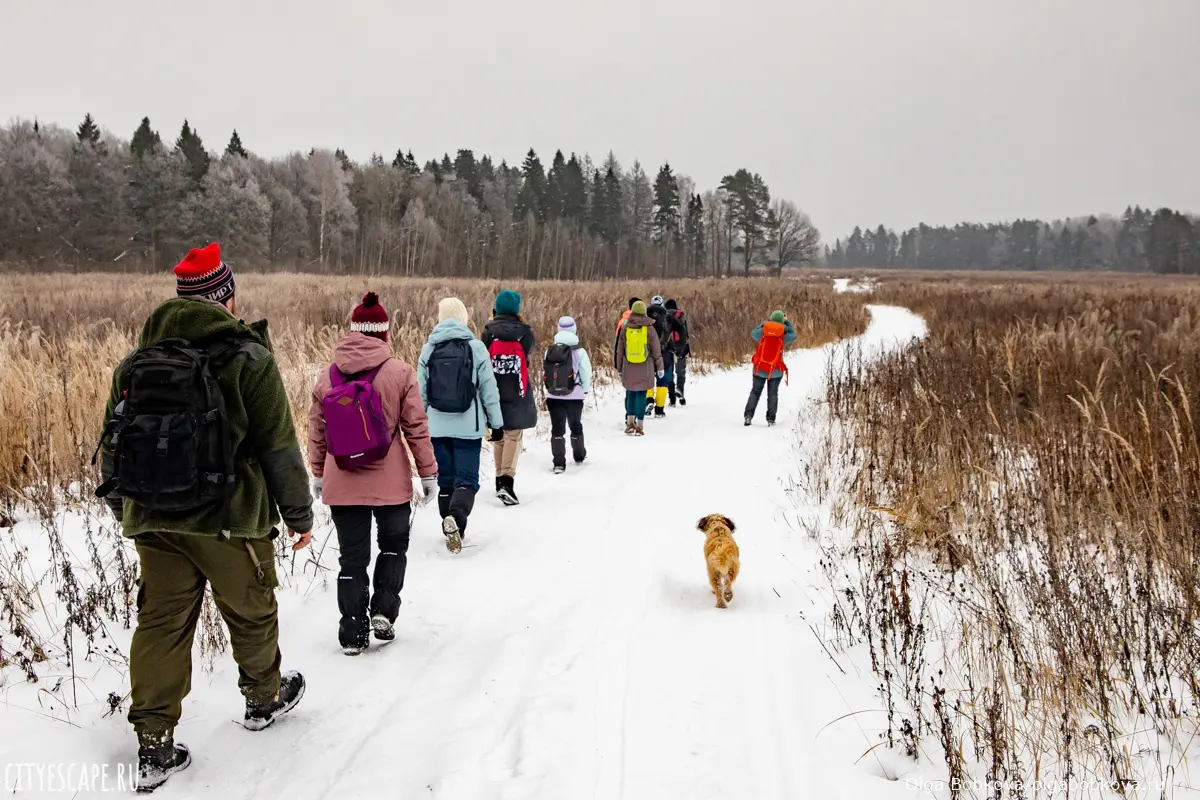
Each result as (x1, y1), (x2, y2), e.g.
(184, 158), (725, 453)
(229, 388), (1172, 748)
(480, 289), (536, 505)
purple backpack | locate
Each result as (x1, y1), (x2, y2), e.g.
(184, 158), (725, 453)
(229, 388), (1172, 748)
(321, 362), (392, 471)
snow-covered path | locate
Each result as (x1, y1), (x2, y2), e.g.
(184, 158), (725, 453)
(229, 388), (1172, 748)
(2, 305), (925, 799)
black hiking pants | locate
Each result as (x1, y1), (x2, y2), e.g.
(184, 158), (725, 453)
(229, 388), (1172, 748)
(744, 375), (782, 423)
(329, 503), (412, 647)
(547, 399), (586, 468)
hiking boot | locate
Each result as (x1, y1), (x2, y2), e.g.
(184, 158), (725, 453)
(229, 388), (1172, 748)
(443, 516), (462, 554)
(494, 477), (504, 501)
(624, 415), (636, 435)
(371, 613), (395, 642)
(136, 742), (191, 793)
(744, 417), (752, 426)
(679, 396), (687, 406)
(243, 671), (305, 731)
(653, 406), (666, 418)
(551, 436), (567, 473)
(767, 419), (776, 427)
(570, 435), (586, 464)
(634, 420), (645, 436)
(498, 476), (519, 506)
(343, 643), (366, 657)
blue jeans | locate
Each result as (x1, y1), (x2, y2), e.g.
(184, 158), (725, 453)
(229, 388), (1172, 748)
(432, 438), (482, 491)
(625, 390), (649, 420)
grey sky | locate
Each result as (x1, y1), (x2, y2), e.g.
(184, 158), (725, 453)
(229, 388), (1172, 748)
(3, 0), (1197, 240)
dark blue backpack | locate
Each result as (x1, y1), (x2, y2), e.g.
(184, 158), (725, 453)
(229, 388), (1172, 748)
(426, 339), (475, 413)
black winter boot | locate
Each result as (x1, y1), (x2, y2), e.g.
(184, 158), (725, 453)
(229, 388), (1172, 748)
(570, 434), (587, 464)
(437, 488), (451, 520)
(244, 671), (306, 731)
(449, 487), (477, 537)
(336, 574), (370, 654)
(137, 739), (191, 793)
(551, 436), (567, 473)
(497, 475), (519, 506)
(668, 383), (677, 407)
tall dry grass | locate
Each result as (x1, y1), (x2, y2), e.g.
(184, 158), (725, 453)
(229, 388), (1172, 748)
(0, 274), (868, 509)
(813, 274), (1200, 795)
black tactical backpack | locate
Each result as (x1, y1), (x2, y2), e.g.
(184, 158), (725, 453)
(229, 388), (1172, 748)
(95, 337), (246, 535)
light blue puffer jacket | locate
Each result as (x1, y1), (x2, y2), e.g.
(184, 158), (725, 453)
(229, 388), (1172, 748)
(417, 319), (504, 439)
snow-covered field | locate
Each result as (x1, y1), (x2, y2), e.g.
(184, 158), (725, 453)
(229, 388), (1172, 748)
(1, 304), (927, 799)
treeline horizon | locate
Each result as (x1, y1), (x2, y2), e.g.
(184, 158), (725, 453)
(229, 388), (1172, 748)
(0, 114), (821, 280)
(827, 207), (1200, 274)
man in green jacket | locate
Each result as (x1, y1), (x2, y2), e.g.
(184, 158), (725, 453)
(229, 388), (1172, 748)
(98, 243), (313, 792)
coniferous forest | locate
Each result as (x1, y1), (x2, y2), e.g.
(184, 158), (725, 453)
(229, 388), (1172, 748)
(0, 115), (821, 278)
(827, 209), (1200, 274)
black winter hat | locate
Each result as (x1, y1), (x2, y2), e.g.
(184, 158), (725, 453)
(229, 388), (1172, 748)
(664, 299), (678, 310)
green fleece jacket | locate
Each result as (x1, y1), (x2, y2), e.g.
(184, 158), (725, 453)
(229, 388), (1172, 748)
(100, 297), (314, 539)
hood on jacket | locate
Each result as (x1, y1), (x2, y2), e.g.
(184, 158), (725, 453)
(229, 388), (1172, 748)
(333, 331), (392, 374)
(553, 330), (580, 347)
(138, 297), (272, 351)
(428, 318), (475, 344)
(624, 313), (654, 329)
(485, 315), (530, 341)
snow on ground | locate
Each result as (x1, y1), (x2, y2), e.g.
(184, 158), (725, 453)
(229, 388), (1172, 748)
(1, 305), (925, 799)
(833, 277), (876, 294)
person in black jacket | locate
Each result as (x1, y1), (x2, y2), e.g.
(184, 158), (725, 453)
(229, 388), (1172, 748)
(481, 289), (536, 505)
(646, 295), (685, 417)
(664, 299), (690, 406)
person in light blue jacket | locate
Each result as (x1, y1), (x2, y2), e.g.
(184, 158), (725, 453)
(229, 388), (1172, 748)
(542, 316), (593, 473)
(417, 297), (504, 553)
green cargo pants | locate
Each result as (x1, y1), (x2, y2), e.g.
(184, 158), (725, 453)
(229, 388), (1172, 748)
(128, 532), (282, 744)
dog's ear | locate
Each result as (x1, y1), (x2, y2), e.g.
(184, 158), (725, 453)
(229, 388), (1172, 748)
(721, 516), (736, 533)
(697, 514), (714, 532)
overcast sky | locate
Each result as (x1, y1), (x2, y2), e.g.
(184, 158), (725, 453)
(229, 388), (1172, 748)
(3, 0), (1197, 239)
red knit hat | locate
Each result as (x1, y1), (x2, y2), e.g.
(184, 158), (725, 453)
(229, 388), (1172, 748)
(174, 242), (236, 304)
(350, 292), (390, 340)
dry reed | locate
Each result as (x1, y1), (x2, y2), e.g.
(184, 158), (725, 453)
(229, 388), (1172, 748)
(813, 273), (1200, 796)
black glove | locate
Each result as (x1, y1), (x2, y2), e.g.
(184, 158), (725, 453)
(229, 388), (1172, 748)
(489, 426), (505, 443)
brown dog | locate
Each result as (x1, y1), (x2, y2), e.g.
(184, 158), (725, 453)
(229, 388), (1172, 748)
(697, 514), (740, 608)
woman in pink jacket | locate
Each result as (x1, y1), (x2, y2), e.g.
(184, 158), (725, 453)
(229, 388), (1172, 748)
(308, 292), (438, 655)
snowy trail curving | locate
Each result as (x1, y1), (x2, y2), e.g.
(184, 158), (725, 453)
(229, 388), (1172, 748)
(2, 305), (926, 800)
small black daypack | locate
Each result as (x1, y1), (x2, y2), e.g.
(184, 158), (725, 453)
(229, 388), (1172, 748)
(542, 343), (577, 397)
(94, 337), (244, 535)
(426, 338), (476, 413)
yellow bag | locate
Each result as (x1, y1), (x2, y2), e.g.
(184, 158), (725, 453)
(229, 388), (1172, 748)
(625, 325), (648, 364)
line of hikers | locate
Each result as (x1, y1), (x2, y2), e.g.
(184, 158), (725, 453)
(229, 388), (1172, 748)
(94, 242), (796, 791)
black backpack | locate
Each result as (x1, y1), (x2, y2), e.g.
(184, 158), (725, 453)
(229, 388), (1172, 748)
(426, 338), (476, 413)
(543, 343), (578, 397)
(94, 337), (245, 534)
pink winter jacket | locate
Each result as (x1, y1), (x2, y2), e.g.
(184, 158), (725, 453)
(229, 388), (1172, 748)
(308, 333), (437, 506)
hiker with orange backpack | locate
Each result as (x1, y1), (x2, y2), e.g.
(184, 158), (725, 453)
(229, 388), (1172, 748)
(744, 311), (796, 426)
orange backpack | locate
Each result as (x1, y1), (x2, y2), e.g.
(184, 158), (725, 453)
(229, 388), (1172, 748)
(751, 321), (789, 383)
(614, 309), (632, 336)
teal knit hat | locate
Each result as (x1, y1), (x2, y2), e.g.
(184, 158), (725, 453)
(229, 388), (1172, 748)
(770, 310), (785, 323)
(494, 289), (521, 316)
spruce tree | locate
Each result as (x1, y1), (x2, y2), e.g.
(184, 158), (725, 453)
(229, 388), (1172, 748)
(562, 154), (587, 221)
(545, 150), (567, 220)
(719, 169), (770, 273)
(174, 120), (210, 184)
(76, 113), (101, 145)
(589, 169), (607, 238)
(225, 129), (248, 158)
(454, 149), (482, 202)
(603, 167), (623, 243)
(652, 162), (681, 243)
(130, 117), (162, 159)
(515, 148), (547, 222)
